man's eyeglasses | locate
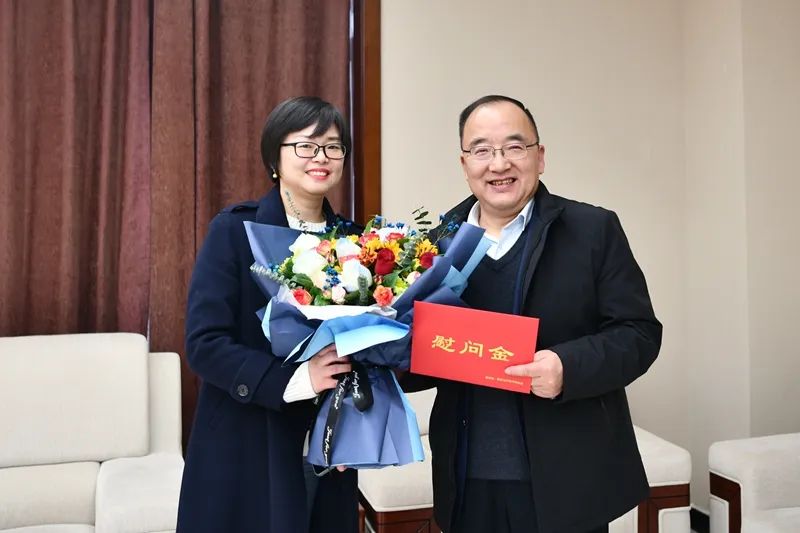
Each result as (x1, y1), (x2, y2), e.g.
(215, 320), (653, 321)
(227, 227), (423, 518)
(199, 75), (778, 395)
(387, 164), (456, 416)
(281, 142), (347, 160)
(462, 141), (539, 161)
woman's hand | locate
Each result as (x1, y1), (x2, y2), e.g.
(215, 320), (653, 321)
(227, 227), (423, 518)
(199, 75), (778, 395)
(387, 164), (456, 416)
(308, 344), (351, 393)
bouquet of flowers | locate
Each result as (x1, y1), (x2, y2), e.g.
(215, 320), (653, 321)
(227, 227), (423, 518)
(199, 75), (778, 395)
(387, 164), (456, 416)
(244, 210), (490, 469)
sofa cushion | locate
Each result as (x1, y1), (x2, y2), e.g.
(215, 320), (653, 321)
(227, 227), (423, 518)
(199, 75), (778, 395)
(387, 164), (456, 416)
(0, 462), (98, 530)
(95, 453), (183, 533)
(358, 436), (433, 512)
(2, 526), (95, 533)
(634, 426), (691, 486)
(0, 333), (149, 468)
(743, 508), (800, 533)
(710, 432), (800, 512)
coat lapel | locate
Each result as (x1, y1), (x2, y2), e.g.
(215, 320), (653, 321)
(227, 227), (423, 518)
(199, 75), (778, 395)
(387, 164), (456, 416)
(437, 182), (564, 308)
(255, 185), (289, 226)
(520, 183), (563, 301)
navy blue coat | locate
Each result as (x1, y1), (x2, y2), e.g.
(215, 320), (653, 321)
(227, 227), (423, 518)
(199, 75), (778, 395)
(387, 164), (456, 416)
(176, 186), (359, 533)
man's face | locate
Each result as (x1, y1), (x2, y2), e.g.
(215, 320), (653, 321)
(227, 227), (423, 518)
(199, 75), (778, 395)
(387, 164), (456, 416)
(460, 101), (544, 221)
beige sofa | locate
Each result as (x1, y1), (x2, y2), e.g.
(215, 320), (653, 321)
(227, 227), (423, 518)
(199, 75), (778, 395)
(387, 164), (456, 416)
(709, 432), (800, 533)
(0, 333), (184, 533)
(359, 390), (691, 533)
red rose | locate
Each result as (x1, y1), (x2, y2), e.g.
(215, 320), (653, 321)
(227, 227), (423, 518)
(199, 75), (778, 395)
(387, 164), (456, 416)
(374, 248), (396, 276)
(419, 251), (435, 269)
(373, 285), (394, 307)
(292, 288), (313, 305)
(386, 232), (405, 241)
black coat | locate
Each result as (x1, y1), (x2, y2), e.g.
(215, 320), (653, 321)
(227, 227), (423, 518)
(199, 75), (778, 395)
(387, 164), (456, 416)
(176, 186), (359, 533)
(417, 183), (662, 533)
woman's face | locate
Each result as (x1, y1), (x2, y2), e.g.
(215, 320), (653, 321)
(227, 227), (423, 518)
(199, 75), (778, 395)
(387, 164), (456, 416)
(277, 123), (345, 201)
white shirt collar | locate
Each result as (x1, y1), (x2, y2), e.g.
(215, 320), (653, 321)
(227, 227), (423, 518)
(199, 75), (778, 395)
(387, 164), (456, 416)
(286, 214), (327, 233)
(466, 197), (535, 234)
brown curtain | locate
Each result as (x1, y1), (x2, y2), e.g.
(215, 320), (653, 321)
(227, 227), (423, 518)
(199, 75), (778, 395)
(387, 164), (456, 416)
(0, 0), (352, 445)
(151, 0), (352, 441)
(0, 0), (150, 337)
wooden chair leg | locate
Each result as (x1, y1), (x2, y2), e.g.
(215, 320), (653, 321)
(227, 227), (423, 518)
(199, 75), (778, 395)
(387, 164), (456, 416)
(637, 484), (690, 532)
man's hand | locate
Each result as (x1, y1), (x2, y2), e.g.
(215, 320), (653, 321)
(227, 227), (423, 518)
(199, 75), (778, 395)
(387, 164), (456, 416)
(504, 349), (563, 399)
(308, 344), (351, 393)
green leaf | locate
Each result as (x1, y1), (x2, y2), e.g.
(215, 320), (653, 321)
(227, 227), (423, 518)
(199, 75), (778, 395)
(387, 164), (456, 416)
(382, 273), (399, 288)
(291, 273), (314, 290)
(344, 290), (361, 303)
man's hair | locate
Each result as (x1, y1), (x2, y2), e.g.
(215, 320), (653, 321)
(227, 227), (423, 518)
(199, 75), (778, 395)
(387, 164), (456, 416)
(260, 96), (351, 181)
(458, 95), (539, 145)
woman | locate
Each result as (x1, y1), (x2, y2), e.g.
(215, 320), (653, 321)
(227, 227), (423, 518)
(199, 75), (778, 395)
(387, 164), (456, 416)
(177, 97), (360, 533)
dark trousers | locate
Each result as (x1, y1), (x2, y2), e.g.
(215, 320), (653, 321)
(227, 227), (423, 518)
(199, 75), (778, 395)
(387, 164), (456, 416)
(453, 479), (608, 533)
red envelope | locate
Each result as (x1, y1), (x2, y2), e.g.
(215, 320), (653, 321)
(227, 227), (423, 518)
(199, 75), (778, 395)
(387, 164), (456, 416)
(410, 301), (539, 393)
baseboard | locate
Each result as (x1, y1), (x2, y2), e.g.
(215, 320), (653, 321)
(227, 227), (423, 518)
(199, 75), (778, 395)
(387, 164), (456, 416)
(691, 507), (709, 533)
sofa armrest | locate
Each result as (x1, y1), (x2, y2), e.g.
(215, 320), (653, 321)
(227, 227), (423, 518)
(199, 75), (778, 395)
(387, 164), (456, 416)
(709, 433), (800, 512)
(96, 452), (184, 533)
(149, 352), (183, 455)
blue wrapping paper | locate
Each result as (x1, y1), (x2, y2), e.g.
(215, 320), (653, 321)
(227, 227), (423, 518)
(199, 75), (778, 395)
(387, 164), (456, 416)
(244, 220), (491, 467)
(306, 368), (424, 468)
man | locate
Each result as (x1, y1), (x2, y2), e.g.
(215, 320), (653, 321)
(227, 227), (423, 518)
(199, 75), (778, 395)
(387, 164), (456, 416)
(418, 95), (662, 533)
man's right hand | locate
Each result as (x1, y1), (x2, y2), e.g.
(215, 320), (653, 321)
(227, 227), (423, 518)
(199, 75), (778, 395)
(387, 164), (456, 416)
(307, 344), (351, 393)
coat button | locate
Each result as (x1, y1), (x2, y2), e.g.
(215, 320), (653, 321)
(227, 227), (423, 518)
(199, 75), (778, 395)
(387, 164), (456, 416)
(236, 384), (249, 397)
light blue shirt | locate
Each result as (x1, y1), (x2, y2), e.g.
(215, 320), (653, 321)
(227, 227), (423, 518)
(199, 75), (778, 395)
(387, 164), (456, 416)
(467, 198), (535, 260)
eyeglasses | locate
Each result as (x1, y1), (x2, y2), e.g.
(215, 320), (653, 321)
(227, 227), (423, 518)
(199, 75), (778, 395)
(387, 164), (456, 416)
(462, 141), (539, 161)
(281, 142), (347, 160)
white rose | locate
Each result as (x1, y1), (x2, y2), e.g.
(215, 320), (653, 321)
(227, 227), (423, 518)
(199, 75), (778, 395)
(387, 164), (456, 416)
(331, 284), (346, 304)
(405, 271), (421, 285)
(292, 250), (328, 278)
(289, 233), (321, 255)
(335, 238), (362, 261)
(340, 259), (372, 292)
(310, 269), (328, 289)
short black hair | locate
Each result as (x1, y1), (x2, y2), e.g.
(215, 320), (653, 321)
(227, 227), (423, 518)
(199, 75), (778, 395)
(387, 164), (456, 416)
(260, 96), (351, 181)
(458, 95), (539, 146)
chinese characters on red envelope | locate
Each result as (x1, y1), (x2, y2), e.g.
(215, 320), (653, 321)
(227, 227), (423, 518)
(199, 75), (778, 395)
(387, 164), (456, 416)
(410, 301), (540, 393)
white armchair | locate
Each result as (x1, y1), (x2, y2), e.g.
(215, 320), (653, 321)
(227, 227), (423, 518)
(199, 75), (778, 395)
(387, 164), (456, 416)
(0, 333), (184, 533)
(709, 432), (800, 533)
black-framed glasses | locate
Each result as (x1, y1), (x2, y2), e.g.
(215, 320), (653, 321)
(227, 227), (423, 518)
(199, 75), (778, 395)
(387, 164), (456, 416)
(281, 141), (347, 160)
(462, 141), (539, 161)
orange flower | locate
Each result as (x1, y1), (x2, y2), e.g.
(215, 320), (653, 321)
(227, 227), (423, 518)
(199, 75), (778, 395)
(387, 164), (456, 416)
(315, 240), (332, 256)
(373, 285), (393, 307)
(359, 247), (377, 266)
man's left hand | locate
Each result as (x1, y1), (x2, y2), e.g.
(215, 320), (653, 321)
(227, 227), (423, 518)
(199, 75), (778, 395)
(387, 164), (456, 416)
(504, 349), (563, 399)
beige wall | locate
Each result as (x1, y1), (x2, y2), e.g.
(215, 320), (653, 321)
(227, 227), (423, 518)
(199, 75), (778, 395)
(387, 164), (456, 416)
(683, 0), (752, 509)
(383, 0), (800, 514)
(741, 0), (800, 438)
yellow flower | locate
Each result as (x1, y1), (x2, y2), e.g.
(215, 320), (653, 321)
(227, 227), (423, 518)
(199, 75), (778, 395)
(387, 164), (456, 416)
(363, 238), (402, 260)
(415, 239), (438, 257)
(381, 240), (402, 259)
